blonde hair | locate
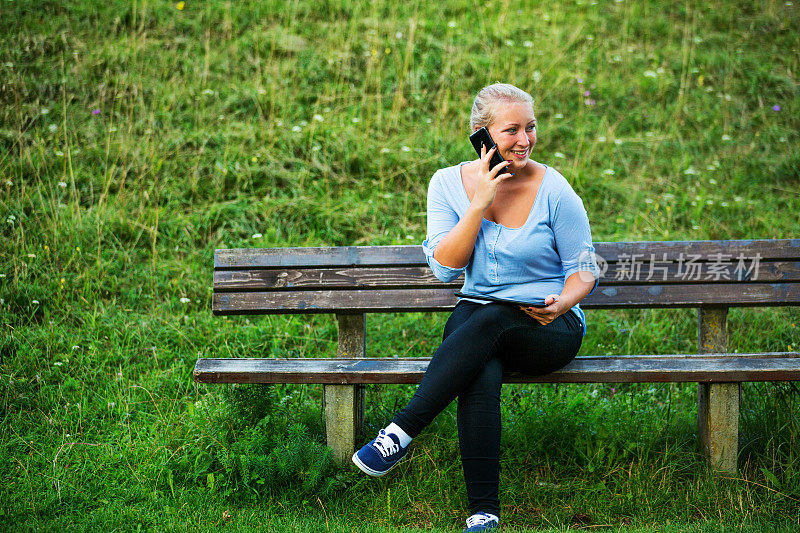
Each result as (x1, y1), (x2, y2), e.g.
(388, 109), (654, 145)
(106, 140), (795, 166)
(469, 83), (534, 130)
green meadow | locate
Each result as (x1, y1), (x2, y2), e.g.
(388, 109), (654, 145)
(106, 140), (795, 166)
(1, 0), (799, 530)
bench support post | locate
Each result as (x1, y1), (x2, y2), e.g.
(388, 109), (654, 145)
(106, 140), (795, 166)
(697, 306), (738, 473)
(323, 314), (366, 464)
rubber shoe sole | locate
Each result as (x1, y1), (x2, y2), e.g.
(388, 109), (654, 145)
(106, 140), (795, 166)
(351, 450), (405, 477)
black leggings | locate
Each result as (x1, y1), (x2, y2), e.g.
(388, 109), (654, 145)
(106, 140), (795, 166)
(392, 301), (583, 516)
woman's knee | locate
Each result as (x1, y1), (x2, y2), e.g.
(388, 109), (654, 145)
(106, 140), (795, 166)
(460, 358), (504, 399)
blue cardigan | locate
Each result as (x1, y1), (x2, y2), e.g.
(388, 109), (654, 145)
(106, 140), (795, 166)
(422, 162), (600, 335)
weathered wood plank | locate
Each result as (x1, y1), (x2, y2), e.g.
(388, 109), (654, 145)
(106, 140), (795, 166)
(213, 267), (455, 291)
(211, 283), (800, 314)
(214, 240), (800, 269)
(193, 353), (800, 384)
(215, 245), (425, 269)
(594, 239), (800, 262)
(213, 261), (800, 291)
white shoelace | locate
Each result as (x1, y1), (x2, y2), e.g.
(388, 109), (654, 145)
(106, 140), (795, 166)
(372, 430), (400, 458)
(466, 513), (499, 528)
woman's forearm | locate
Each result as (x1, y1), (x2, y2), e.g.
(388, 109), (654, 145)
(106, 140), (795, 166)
(559, 272), (596, 309)
(432, 204), (486, 269)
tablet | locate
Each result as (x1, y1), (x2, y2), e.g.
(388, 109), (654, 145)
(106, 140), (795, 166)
(453, 291), (548, 308)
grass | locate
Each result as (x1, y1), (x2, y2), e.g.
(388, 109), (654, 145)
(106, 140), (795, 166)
(1, 0), (799, 530)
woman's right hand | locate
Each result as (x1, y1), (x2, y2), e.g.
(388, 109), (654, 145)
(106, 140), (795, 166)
(471, 144), (513, 211)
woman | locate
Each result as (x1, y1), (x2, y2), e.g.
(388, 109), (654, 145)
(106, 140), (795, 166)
(352, 83), (600, 532)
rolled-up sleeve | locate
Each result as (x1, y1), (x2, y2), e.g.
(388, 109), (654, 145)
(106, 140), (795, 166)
(552, 183), (601, 295)
(422, 171), (466, 282)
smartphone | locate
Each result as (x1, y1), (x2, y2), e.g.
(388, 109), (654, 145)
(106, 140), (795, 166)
(469, 127), (510, 173)
(454, 291), (548, 308)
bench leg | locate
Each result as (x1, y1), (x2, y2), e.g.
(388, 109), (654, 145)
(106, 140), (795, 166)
(698, 383), (740, 473)
(323, 384), (364, 464)
(697, 306), (738, 473)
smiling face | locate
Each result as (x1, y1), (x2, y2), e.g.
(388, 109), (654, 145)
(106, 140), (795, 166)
(483, 101), (537, 172)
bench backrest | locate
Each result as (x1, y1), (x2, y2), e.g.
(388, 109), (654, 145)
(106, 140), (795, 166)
(213, 240), (800, 315)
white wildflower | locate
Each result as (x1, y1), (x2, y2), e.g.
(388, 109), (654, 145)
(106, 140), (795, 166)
(54, 361), (63, 366)
(554, 113), (563, 119)
(721, 201), (729, 207)
(504, 40), (514, 47)
(401, 146), (411, 152)
(252, 233), (262, 239)
(614, 139), (623, 145)
(32, 300), (39, 304)
(299, 120), (308, 127)
(312, 145), (321, 152)
(683, 167), (698, 175)
(5, 179), (11, 186)
(706, 199), (714, 205)
(598, 136), (606, 143)
(292, 125), (301, 132)
(425, 118), (433, 123)
(396, 32), (403, 39)
(49, 124), (58, 132)
(108, 402), (116, 408)
(202, 89), (215, 95)
(180, 297), (191, 303)
(313, 114), (323, 122)
(532, 70), (541, 83)
(381, 147), (390, 153)
(554, 152), (566, 158)
(644, 198), (653, 204)
(602, 169), (615, 175)
(524, 41), (534, 48)
(352, 117), (360, 123)
(709, 178), (718, 185)
(41, 108), (49, 115)
(643, 70), (657, 78)
(27, 254), (36, 258)
(72, 345), (79, 350)
(55, 150), (64, 157)
(58, 181), (67, 187)
(108, 126), (117, 132)
(448, 20), (456, 28)
(734, 196), (743, 202)
(721, 134), (731, 141)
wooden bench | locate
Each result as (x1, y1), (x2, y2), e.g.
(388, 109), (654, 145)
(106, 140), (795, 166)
(194, 239), (800, 472)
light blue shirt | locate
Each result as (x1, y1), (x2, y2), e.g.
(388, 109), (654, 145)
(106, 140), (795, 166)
(422, 162), (600, 336)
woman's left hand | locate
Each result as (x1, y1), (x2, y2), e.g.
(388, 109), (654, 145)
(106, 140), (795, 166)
(520, 294), (564, 325)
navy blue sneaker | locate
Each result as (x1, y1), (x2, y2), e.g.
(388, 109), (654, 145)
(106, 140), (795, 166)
(464, 512), (499, 532)
(351, 429), (408, 477)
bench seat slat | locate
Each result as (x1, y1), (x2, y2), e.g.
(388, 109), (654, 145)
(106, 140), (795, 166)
(213, 261), (800, 291)
(212, 283), (800, 314)
(214, 240), (800, 269)
(194, 353), (800, 384)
